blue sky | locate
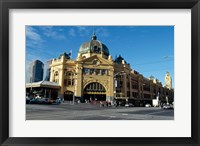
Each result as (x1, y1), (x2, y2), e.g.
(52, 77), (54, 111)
(26, 26), (174, 87)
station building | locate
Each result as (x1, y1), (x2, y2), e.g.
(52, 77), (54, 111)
(49, 33), (174, 105)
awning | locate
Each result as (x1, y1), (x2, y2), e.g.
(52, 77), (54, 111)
(26, 81), (60, 89)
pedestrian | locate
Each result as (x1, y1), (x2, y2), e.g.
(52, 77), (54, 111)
(100, 101), (103, 107)
(106, 101), (108, 107)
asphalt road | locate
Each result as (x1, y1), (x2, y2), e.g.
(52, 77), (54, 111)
(26, 102), (174, 120)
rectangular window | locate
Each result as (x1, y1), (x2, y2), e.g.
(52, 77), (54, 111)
(127, 82), (130, 88)
(83, 68), (89, 74)
(68, 80), (71, 86)
(154, 88), (156, 94)
(132, 82), (138, 89)
(132, 92), (138, 98)
(143, 84), (150, 91)
(127, 91), (130, 97)
(90, 69), (94, 74)
(101, 69), (106, 75)
(64, 79), (67, 86)
(95, 69), (100, 75)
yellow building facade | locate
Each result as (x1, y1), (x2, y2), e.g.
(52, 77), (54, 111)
(50, 34), (174, 105)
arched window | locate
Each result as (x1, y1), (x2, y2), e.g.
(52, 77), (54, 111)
(84, 82), (106, 92)
(64, 71), (73, 76)
(64, 71), (74, 86)
(54, 71), (59, 83)
(54, 71), (59, 76)
(68, 72), (72, 76)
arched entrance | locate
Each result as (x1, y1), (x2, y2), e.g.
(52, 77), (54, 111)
(64, 91), (74, 101)
(83, 82), (106, 101)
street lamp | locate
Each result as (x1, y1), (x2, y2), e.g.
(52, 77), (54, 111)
(113, 71), (126, 104)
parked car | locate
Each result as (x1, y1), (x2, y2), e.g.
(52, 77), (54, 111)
(29, 97), (61, 105)
(125, 103), (134, 107)
(29, 98), (41, 104)
(26, 96), (31, 104)
(55, 97), (62, 104)
(163, 104), (173, 109)
(39, 98), (50, 104)
(145, 104), (151, 107)
(118, 101), (126, 106)
(49, 97), (62, 105)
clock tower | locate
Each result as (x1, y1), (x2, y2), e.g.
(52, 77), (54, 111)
(164, 72), (172, 90)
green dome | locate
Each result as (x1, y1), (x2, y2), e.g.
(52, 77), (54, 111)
(114, 55), (127, 64)
(78, 33), (109, 56)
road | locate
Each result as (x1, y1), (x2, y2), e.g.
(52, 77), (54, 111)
(26, 102), (174, 120)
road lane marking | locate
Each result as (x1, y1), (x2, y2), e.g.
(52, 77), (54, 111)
(100, 115), (116, 118)
(146, 110), (173, 115)
(122, 114), (128, 115)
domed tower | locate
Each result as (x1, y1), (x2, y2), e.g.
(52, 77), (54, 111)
(77, 33), (110, 60)
(58, 51), (70, 60)
(114, 54), (127, 64)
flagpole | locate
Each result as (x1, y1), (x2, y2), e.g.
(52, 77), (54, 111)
(70, 50), (72, 59)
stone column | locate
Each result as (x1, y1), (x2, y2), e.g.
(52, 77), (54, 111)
(107, 69), (114, 104)
(75, 64), (83, 99)
(123, 73), (127, 97)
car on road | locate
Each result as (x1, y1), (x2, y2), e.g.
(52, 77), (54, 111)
(163, 104), (173, 109)
(118, 101), (126, 106)
(26, 96), (31, 104)
(50, 98), (62, 105)
(29, 98), (48, 104)
(29, 97), (61, 105)
(145, 104), (151, 107)
(125, 103), (134, 107)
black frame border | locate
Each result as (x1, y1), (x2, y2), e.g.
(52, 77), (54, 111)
(0, 0), (199, 146)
